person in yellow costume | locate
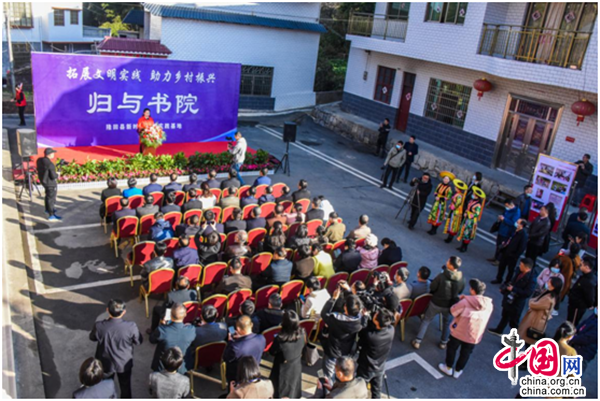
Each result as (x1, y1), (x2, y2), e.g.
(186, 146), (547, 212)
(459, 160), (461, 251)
(456, 186), (486, 253)
(443, 179), (467, 244)
(427, 173), (453, 236)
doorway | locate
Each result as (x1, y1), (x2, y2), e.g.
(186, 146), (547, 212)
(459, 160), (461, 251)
(496, 96), (562, 179)
(395, 72), (416, 132)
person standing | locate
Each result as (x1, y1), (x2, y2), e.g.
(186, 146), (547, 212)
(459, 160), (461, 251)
(148, 347), (191, 399)
(456, 189), (484, 253)
(465, 172), (482, 201)
(525, 205), (551, 266)
(514, 184), (533, 219)
(492, 219), (528, 284)
(438, 279), (493, 379)
(398, 135), (418, 183)
(36, 148), (61, 221)
(427, 175), (453, 236)
(89, 299), (143, 398)
(488, 199), (520, 265)
(567, 256), (597, 326)
(227, 356), (274, 399)
(376, 118), (391, 157)
(223, 315), (266, 385)
(137, 108), (155, 153)
(407, 173), (433, 230)
(569, 309), (598, 374)
(269, 310), (306, 399)
(517, 277), (562, 346)
(572, 154), (593, 206)
(443, 179), (466, 243)
(13, 83), (27, 126)
(561, 211), (590, 249)
(380, 141), (406, 190)
(149, 304), (196, 374)
(228, 131), (247, 186)
(412, 256), (465, 350)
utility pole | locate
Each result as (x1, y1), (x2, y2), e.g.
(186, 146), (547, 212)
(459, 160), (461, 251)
(4, 2), (16, 93)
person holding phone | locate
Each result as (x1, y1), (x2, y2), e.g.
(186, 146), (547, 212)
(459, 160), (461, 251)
(314, 357), (368, 399)
(223, 316), (266, 386)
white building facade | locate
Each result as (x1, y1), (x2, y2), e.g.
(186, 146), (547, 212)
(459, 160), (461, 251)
(342, 2), (598, 186)
(142, 2), (324, 111)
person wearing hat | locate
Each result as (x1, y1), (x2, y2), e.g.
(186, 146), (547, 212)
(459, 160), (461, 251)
(36, 148), (61, 221)
(427, 174), (453, 236)
(123, 177), (143, 198)
(443, 179), (467, 244)
(13, 83), (27, 126)
(456, 187), (485, 253)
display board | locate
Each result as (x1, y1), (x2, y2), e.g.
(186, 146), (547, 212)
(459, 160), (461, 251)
(31, 53), (241, 147)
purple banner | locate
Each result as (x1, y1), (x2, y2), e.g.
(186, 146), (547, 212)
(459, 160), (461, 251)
(31, 53), (241, 147)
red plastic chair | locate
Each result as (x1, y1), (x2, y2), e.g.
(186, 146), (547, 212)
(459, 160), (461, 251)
(312, 318), (326, 343)
(280, 280), (304, 307)
(389, 261), (408, 279)
(149, 191), (164, 207)
(225, 231), (240, 248)
(316, 276), (327, 290)
(202, 294), (227, 319)
(163, 237), (179, 258)
(207, 206), (222, 223)
(306, 219), (323, 237)
(263, 325), (282, 352)
(138, 214), (156, 238)
(226, 289), (253, 318)
(139, 268), (175, 317)
(178, 264), (203, 289)
(173, 191), (186, 206)
(189, 342), (227, 393)
(210, 188), (222, 202)
(221, 206), (236, 223)
(254, 184), (268, 199)
(271, 183), (286, 198)
(237, 256), (251, 275)
(260, 202), (277, 218)
(242, 204), (255, 220)
(183, 209), (203, 224)
(163, 211), (182, 229)
(200, 262), (227, 291)
(101, 196), (122, 233)
(355, 238), (366, 248)
(183, 301), (201, 324)
(285, 248), (294, 260)
(254, 285), (280, 310)
(580, 194), (596, 212)
(287, 222), (301, 239)
(402, 294), (433, 341)
(323, 243), (333, 254)
(331, 240), (346, 255)
(125, 241), (155, 286)
(299, 319), (316, 340)
(326, 218), (343, 228)
(326, 272), (349, 295)
(249, 252), (273, 276)
(247, 228), (267, 249)
(110, 216), (139, 258)
(238, 185), (251, 199)
(348, 269), (370, 286)
(280, 200), (294, 214)
(397, 298), (413, 341)
(296, 199), (310, 213)
(128, 195), (144, 209)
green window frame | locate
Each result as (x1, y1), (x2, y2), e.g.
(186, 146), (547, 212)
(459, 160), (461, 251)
(425, 2), (468, 24)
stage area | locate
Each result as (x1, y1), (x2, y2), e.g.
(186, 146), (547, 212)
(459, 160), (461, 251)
(34, 141), (255, 163)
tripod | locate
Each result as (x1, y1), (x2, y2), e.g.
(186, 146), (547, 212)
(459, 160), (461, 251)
(274, 141), (291, 176)
(395, 183), (420, 225)
(16, 157), (41, 200)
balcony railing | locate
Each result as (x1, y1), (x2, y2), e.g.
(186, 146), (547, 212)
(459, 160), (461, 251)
(83, 25), (111, 38)
(478, 24), (592, 70)
(348, 12), (408, 41)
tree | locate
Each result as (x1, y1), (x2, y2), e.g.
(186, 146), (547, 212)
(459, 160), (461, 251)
(83, 2), (141, 35)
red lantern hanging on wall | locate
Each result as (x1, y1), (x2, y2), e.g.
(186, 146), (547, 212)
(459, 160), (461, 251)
(571, 99), (596, 126)
(473, 78), (493, 100)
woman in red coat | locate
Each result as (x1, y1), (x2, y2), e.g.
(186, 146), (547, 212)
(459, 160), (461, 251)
(13, 83), (27, 126)
(137, 108), (154, 153)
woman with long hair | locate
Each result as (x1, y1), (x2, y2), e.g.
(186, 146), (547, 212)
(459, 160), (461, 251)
(199, 182), (217, 210)
(264, 221), (286, 252)
(269, 310), (306, 398)
(287, 223), (311, 249)
(518, 277), (563, 345)
(227, 356), (274, 399)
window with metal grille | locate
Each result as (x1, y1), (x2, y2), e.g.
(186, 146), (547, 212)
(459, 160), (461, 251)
(240, 66), (274, 96)
(387, 3), (411, 20)
(373, 66), (395, 104)
(12, 43), (31, 54)
(70, 10), (79, 25)
(424, 78), (472, 128)
(4, 2), (33, 28)
(425, 2), (468, 24)
(54, 9), (65, 26)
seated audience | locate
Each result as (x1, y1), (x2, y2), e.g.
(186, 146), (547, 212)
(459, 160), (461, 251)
(334, 238), (362, 274)
(150, 276), (197, 333)
(287, 224), (311, 249)
(223, 316), (266, 384)
(123, 177), (143, 198)
(306, 198), (325, 222)
(264, 221), (287, 253)
(149, 212), (174, 242)
(220, 187), (241, 209)
(393, 267), (412, 300)
(262, 247), (293, 286)
(197, 231), (221, 265)
(161, 192), (181, 214)
(198, 210), (224, 237)
(99, 177), (121, 218)
(143, 173), (162, 196)
(252, 167), (271, 188)
(163, 173), (182, 195)
(175, 215), (201, 237)
(226, 356), (274, 399)
(149, 304), (195, 374)
(141, 242), (174, 288)
(284, 203), (305, 226)
(291, 179), (311, 203)
(73, 358), (118, 399)
(225, 208), (247, 234)
(301, 276), (331, 319)
(149, 347), (190, 399)
(318, 195), (335, 222)
(112, 198), (136, 231)
(312, 243), (335, 278)
(172, 235), (199, 271)
(267, 204), (287, 229)
(190, 304), (228, 350)
(226, 300), (260, 334)
(182, 189), (202, 214)
(221, 169), (241, 191)
(350, 214), (371, 240)
(137, 195), (159, 218)
(325, 212), (346, 243)
(275, 186), (293, 203)
(225, 230), (251, 260)
(198, 183), (217, 210)
(292, 244), (315, 279)
(358, 234), (379, 270)
(411, 266), (432, 299)
(246, 206), (266, 231)
(258, 186), (276, 205)
(241, 187), (259, 208)
(183, 173), (201, 193)
(215, 257), (252, 294)
(255, 293), (284, 332)
(312, 225), (329, 246)
(378, 238), (403, 266)
(202, 169), (220, 189)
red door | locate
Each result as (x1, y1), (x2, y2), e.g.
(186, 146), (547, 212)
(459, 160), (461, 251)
(396, 72), (416, 132)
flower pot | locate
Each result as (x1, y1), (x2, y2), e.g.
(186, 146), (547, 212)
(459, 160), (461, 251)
(141, 145), (159, 155)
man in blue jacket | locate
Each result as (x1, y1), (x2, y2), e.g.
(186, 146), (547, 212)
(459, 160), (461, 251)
(149, 212), (174, 242)
(143, 173), (162, 196)
(223, 315), (266, 384)
(488, 198), (520, 265)
(569, 308), (597, 374)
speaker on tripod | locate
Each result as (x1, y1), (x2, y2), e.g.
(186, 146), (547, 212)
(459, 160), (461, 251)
(16, 128), (40, 200)
(275, 122), (296, 176)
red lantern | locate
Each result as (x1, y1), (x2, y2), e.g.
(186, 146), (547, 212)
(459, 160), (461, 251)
(571, 99), (596, 126)
(473, 78), (493, 100)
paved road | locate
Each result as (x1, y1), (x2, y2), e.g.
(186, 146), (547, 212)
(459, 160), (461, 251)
(4, 115), (597, 398)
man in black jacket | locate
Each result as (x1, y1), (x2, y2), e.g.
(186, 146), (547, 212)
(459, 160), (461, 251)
(378, 238), (403, 266)
(320, 292), (366, 382)
(493, 219), (528, 284)
(292, 179), (311, 202)
(36, 148), (61, 220)
(572, 154), (593, 206)
(201, 170), (221, 189)
(408, 173), (433, 230)
(334, 238), (362, 274)
(255, 293), (284, 332)
(488, 258), (536, 336)
(357, 309), (395, 399)
(525, 205), (551, 266)
(224, 208), (247, 233)
(136, 195), (159, 218)
(90, 299), (143, 398)
(397, 135), (418, 183)
(99, 177), (121, 218)
(160, 192), (181, 214)
(567, 256), (597, 326)
(376, 118), (391, 158)
(175, 215), (201, 237)
(245, 206), (266, 231)
(561, 211), (589, 249)
(220, 169), (241, 191)
(149, 276), (198, 334)
(182, 189), (203, 214)
(306, 197), (325, 222)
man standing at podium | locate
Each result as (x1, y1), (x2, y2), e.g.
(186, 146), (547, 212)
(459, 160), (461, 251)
(137, 108), (155, 153)
(36, 148), (61, 221)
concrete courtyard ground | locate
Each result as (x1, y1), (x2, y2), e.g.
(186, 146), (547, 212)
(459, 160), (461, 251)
(2, 114), (597, 398)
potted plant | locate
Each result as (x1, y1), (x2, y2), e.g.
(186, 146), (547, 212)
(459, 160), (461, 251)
(139, 124), (167, 155)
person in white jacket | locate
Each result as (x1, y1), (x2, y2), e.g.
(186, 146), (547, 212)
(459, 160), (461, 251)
(228, 131), (247, 186)
(301, 276), (331, 319)
(438, 278), (493, 379)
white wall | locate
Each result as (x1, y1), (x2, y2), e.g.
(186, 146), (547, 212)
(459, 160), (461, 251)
(34, 2), (88, 42)
(348, 2), (598, 93)
(344, 49), (598, 172)
(205, 2), (321, 23)
(160, 17), (320, 111)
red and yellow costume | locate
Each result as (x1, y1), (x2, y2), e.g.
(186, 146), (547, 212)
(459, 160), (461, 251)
(427, 182), (453, 226)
